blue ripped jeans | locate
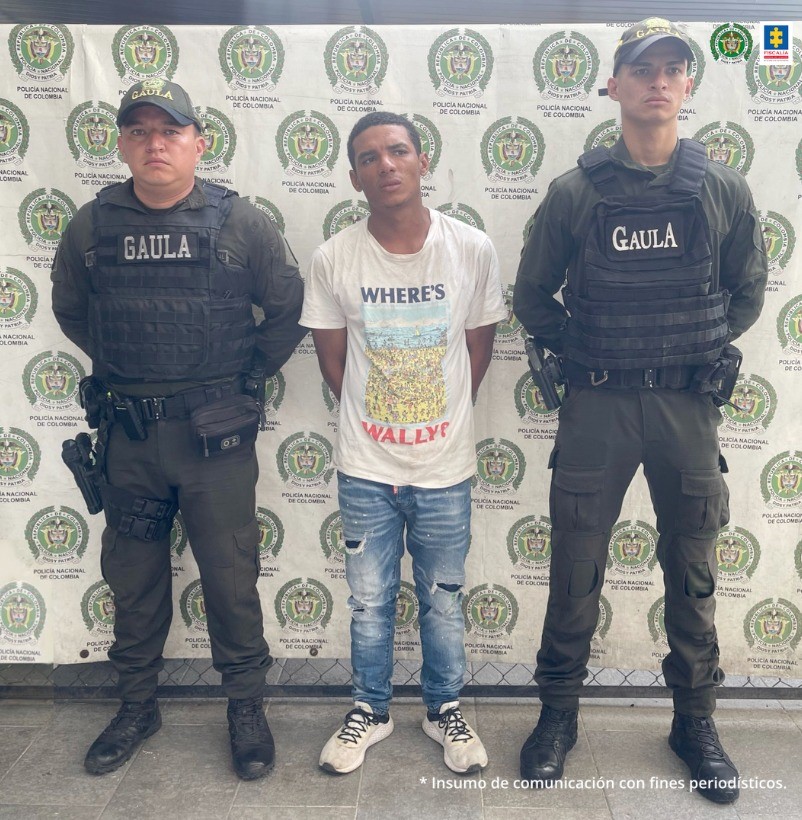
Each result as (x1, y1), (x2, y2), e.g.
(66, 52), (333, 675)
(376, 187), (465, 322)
(338, 472), (471, 714)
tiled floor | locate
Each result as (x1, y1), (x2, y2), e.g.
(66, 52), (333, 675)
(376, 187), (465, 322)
(1, 696), (800, 819)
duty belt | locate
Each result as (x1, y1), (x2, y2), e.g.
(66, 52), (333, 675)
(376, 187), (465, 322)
(112, 379), (243, 423)
(563, 359), (696, 390)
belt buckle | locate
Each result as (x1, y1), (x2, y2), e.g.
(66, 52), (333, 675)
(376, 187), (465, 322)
(141, 396), (167, 421)
(589, 370), (608, 386)
(643, 368), (656, 388)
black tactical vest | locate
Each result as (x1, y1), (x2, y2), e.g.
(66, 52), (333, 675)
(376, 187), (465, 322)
(86, 182), (256, 382)
(563, 140), (729, 370)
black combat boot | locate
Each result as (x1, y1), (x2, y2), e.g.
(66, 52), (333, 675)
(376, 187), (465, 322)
(669, 712), (739, 803)
(228, 696), (275, 780)
(84, 698), (161, 774)
(519, 704), (578, 785)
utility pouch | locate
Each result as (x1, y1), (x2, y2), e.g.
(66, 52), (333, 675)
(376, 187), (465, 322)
(190, 394), (260, 457)
(78, 376), (104, 429)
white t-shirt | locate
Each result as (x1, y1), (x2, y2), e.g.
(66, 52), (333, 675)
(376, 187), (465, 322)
(301, 209), (507, 488)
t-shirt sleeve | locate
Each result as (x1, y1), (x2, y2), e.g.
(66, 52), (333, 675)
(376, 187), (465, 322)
(300, 245), (346, 329)
(465, 237), (508, 329)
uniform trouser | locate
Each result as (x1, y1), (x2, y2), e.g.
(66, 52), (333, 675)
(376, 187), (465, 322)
(535, 386), (729, 718)
(100, 415), (271, 702)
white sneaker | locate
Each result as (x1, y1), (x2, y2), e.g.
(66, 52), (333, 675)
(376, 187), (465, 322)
(319, 702), (394, 774)
(422, 701), (488, 774)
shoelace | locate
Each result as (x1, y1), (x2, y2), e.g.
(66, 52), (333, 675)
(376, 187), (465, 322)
(682, 717), (726, 759)
(438, 707), (473, 744)
(103, 702), (154, 735)
(230, 700), (269, 740)
(532, 713), (572, 746)
(337, 708), (381, 744)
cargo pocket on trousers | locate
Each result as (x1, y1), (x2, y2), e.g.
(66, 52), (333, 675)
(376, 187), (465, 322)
(233, 518), (260, 601)
(550, 463), (606, 532)
(679, 468), (727, 532)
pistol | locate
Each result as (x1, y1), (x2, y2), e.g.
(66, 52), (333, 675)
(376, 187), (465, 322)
(524, 337), (563, 411)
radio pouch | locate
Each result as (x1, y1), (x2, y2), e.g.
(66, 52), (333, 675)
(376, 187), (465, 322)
(190, 394), (261, 458)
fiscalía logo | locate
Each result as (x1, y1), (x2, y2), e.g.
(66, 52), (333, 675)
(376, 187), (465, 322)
(323, 199), (370, 239)
(325, 25), (387, 94)
(0, 427), (40, 487)
(482, 116), (545, 183)
(474, 437), (526, 495)
(715, 526), (760, 581)
(533, 31), (599, 100)
(608, 520), (658, 575)
(594, 594), (613, 640)
(81, 580), (115, 633)
(196, 107), (236, 172)
(744, 597), (801, 652)
(746, 37), (802, 103)
(507, 514), (552, 568)
(276, 110), (339, 177)
(463, 583), (518, 639)
(760, 210), (795, 274)
(776, 293), (802, 354)
(495, 284), (526, 345)
(0, 99), (29, 165)
(66, 102), (120, 169)
(761, 451), (802, 507)
(23, 350), (83, 410)
(710, 23), (754, 63)
(26, 505), (88, 564)
(648, 596), (668, 645)
(719, 374), (776, 434)
(0, 268), (38, 329)
(760, 23), (794, 65)
(514, 371), (562, 424)
(10, 24), (73, 82)
(19, 188), (75, 251)
(277, 431), (334, 488)
(318, 510), (345, 565)
(244, 196), (286, 233)
(395, 581), (420, 633)
(583, 118), (621, 152)
(0, 582), (46, 643)
(112, 26), (178, 83)
(179, 579), (207, 631)
(256, 506), (285, 562)
(275, 578), (333, 632)
(170, 512), (188, 558)
(436, 202), (485, 232)
(429, 28), (493, 97)
(405, 113), (441, 178)
(693, 121), (754, 175)
(220, 25), (284, 90)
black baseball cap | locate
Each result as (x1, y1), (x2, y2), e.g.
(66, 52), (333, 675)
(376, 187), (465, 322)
(613, 17), (693, 74)
(117, 78), (201, 129)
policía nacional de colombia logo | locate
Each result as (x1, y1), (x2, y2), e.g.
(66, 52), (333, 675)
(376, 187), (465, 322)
(26, 505), (88, 564)
(170, 512), (188, 558)
(776, 293), (802, 354)
(507, 514), (552, 568)
(710, 22), (753, 63)
(220, 25), (284, 90)
(81, 580), (115, 633)
(429, 27), (493, 97)
(0, 582), (46, 644)
(322, 382), (340, 417)
(0, 99), (29, 166)
(495, 284), (526, 345)
(405, 113), (441, 179)
(693, 121), (754, 175)
(715, 526), (760, 581)
(323, 199), (370, 240)
(66, 102), (120, 169)
(277, 110), (339, 177)
(436, 202), (485, 232)
(275, 578), (333, 632)
(0, 427), (40, 487)
(685, 35), (706, 98)
(112, 25), (178, 83)
(196, 106), (236, 172)
(744, 597), (801, 652)
(648, 596), (668, 645)
(719, 374), (776, 434)
(256, 506), (285, 562)
(760, 210), (795, 274)
(608, 520), (658, 575)
(9, 24), (73, 82)
(514, 370), (562, 424)
(19, 188), (75, 251)
(797, 136), (802, 184)
(325, 25), (387, 94)
(482, 116), (545, 183)
(180, 579), (207, 631)
(463, 583), (518, 639)
(474, 437), (526, 495)
(23, 350), (83, 410)
(262, 371), (286, 417)
(584, 118), (621, 152)
(533, 30), (599, 100)
(594, 594), (613, 640)
(0, 269), (38, 329)
(395, 581), (420, 633)
(277, 431), (334, 488)
(761, 451), (802, 507)
(243, 196), (286, 233)
(746, 37), (802, 104)
(319, 510), (345, 565)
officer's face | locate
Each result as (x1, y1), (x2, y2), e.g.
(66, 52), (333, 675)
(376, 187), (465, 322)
(606, 41), (693, 127)
(117, 105), (204, 200)
(349, 125), (429, 213)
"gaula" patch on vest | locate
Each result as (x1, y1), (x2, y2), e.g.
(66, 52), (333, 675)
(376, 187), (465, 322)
(604, 211), (686, 259)
(117, 231), (199, 262)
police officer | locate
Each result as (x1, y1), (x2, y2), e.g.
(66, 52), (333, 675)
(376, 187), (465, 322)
(513, 19), (767, 804)
(51, 79), (306, 779)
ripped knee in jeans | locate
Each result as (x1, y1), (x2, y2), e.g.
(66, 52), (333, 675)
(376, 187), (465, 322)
(430, 581), (464, 614)
(344, 537), (367, 556)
